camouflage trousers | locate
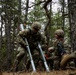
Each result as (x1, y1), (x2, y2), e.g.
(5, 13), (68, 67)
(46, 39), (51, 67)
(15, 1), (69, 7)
(46, 55), (62, 70)
(26, 49), (45, 71)
(12, 46), (27, 71)
(53, 55), (62, 70)
(13, 46), (43, 71)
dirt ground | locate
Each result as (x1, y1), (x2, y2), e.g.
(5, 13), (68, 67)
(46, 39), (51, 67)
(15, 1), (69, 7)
(1, 69), (76, 75)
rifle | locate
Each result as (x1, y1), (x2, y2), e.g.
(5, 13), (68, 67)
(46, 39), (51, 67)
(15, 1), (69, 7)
(20, 24), (36, 72)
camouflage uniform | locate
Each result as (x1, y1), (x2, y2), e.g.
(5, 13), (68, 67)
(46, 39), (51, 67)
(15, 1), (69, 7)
(48, 29), (66, 70)
(13, 22), (47, 71)
(54, 29), (66, 69)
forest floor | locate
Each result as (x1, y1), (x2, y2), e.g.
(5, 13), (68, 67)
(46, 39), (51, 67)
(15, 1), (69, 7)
(1, 69), (76, 75)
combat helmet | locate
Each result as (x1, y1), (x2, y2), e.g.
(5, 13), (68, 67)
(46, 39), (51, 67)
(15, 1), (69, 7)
(55, 29), (64, 37)
(31, 22), (41, 30)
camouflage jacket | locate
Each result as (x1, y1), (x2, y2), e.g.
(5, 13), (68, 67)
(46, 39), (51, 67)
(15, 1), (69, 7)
(53, 39), (66, 56)
(17, 28), (47, 50)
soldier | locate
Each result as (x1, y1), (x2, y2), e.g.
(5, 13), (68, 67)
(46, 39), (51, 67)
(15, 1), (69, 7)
(12, 22), (47, 72)
(48, 29), (66, 70)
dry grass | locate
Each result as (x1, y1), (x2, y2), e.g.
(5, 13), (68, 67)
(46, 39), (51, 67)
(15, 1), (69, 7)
(1, 70), (76, 75)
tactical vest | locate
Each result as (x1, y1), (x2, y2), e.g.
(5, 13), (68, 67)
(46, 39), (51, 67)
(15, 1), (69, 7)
(54, 40), (65, 56)
(22, 28), (41, 50)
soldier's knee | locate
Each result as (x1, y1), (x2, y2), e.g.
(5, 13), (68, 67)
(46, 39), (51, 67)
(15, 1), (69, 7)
(53, 60), (60, 70)
(16, 51), (25, 60)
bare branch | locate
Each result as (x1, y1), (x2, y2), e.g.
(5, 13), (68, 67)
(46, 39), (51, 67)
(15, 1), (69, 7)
(43, 0), (52, 31)
(43, 0), (52, 8)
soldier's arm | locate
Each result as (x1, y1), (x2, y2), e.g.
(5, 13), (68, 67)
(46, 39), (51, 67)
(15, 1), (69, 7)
(40, 34), (48, 51)
(48, 47), (54, 53)
(18, 29), (29, 37)
(17, 29), (30, 46)
(48, 40), (57, 53)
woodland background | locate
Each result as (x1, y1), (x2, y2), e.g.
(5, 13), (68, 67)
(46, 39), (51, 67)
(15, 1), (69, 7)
(0, 0), (76, 71)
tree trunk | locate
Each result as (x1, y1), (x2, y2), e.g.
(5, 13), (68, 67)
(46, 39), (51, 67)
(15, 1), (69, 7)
(25, 0), (29, 21)
(59, 0), (65, 30)
(0, 16), (3, 49)
(68, 0), (76, 51)
(4, 0), (12, 70)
